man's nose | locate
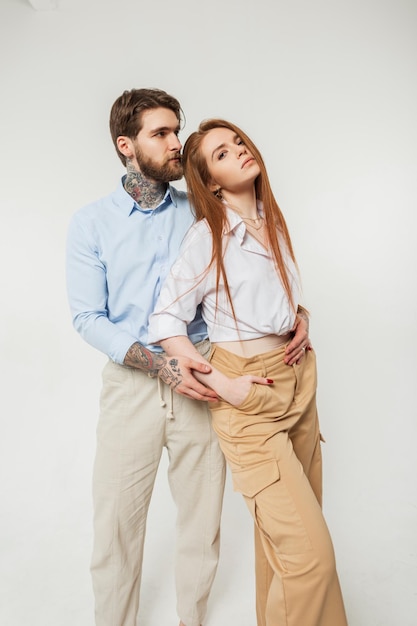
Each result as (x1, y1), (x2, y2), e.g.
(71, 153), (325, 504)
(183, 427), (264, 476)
(170, 134), (182, 150)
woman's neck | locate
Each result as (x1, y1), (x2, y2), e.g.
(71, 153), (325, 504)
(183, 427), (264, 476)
(222, 188), (258, 219)
(124, 160), (167, 209)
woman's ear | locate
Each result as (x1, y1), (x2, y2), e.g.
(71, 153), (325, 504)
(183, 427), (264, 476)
(116, 136), (135, 160)
(210, 183), (223, 199)
(208, 179), (220, 193)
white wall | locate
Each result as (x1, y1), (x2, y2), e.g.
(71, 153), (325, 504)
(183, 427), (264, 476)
(1, 0), (416, 624)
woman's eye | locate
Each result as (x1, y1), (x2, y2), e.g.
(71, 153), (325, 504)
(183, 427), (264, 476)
(218, 151), (227, 160)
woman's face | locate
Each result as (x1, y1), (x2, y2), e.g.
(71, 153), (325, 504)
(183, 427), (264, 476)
(200, 127), (260, 194)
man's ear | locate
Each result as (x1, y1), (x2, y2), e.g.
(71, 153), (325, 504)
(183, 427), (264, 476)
(116, 136), (135, 160)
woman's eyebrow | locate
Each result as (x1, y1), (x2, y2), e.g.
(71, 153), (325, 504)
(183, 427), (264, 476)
(211, 143), (226, 160)
(211, 134), (239, 159)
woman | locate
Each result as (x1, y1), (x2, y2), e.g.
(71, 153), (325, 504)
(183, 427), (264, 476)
(148, 119), (348, 626)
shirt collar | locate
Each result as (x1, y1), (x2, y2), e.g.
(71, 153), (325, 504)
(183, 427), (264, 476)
(223, 201), (264, 237)
(115, 178), (178, 216)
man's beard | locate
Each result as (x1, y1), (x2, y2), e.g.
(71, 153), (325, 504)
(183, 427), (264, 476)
(135, 146), (183, 182)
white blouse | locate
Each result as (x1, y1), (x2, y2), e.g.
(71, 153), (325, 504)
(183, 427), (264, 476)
(148, 206), (301, 344)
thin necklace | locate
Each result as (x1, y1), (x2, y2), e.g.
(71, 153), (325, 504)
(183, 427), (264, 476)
(241, 215), (264, 230)
(225, 201), (264, 230)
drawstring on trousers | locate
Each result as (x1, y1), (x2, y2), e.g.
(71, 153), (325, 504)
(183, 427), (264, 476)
(157, 376), (174, 419)
(153, 339), (210, 421)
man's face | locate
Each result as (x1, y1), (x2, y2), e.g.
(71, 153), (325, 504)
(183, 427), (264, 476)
(132, 107), (183, 182)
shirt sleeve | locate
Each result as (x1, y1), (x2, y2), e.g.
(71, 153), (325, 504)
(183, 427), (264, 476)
(148, 223), (213, 344)
(66, 214), (137, 364)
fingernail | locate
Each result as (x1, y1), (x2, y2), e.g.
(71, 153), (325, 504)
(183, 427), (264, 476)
(266, 378), (274, 384)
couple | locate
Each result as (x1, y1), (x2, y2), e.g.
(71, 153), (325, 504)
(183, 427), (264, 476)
(66, 88), (347, 626)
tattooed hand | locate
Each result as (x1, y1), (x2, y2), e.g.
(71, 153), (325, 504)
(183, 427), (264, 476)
(158, 355), (218, 401)
(158, 357), (182, 389)
(123, 342), (218, 401)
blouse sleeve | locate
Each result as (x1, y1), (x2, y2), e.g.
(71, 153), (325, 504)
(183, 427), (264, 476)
(148, 222), (213, 343)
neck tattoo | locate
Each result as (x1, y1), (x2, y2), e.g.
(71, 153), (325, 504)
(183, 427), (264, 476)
(124, 160), (166, 209)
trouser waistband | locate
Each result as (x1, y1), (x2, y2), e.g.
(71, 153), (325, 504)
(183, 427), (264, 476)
(213, 333), (292, 358)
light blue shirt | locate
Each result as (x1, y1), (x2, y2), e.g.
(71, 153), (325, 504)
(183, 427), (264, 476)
(66, 179), (207, 364)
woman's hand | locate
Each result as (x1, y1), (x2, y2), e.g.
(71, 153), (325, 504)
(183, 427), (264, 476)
(219, 375), (274, 406)
(284, 309), (311, 366)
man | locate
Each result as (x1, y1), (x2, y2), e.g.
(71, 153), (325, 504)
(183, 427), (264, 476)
(66, 88), (309, 626)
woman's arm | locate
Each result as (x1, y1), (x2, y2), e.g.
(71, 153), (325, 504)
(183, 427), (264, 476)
(160, 336), (273, 406)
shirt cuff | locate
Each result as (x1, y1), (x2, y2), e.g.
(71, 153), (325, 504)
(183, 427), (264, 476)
(109, 331), (142, 365)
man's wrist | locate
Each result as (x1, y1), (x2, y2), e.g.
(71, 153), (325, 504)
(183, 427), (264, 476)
(123, 341), (167, 375)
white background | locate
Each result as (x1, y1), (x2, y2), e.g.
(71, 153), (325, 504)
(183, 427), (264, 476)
(0, 0), (416, 624)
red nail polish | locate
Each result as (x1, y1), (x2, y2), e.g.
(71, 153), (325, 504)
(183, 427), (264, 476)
(266, 378), (274, 384)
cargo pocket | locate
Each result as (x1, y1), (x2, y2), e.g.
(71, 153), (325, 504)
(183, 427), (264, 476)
(231, 459), (280, 498)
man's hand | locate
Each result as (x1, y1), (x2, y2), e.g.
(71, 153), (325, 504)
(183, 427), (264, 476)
(284, 307), (312, 366)
(158, 355), (219, 402)
(123, 342), (218, 402)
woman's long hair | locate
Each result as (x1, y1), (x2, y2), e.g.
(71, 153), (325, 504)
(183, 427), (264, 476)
(182, 119), (298, 313)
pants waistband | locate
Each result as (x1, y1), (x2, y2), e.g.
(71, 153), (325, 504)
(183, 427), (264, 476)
(213, 333), (292, 358)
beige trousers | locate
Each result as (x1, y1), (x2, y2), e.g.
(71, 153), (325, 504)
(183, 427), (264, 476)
(209, 344), (348, 626)
(91, 340), (226, 626)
